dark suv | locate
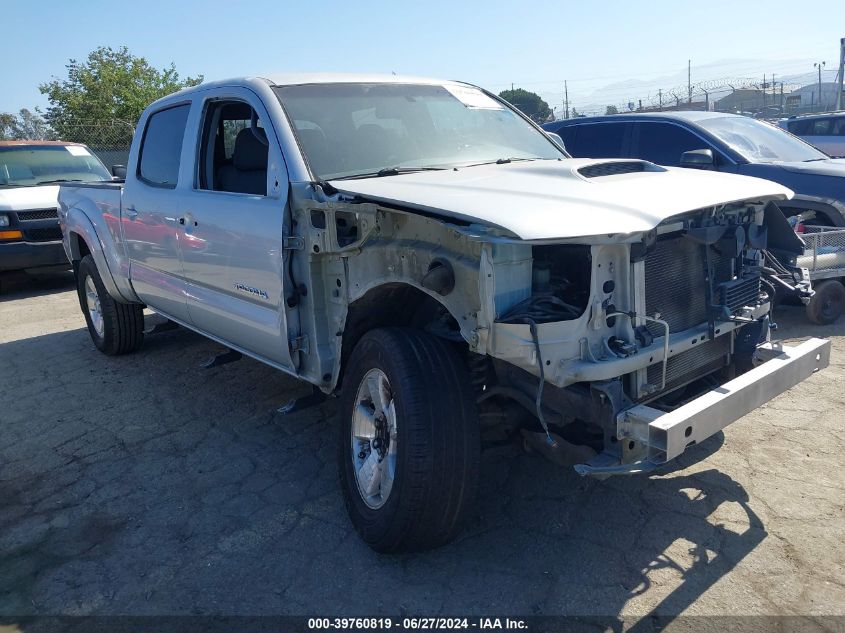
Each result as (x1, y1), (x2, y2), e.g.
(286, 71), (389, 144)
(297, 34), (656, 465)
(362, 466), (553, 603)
(544, 112), (845, 226)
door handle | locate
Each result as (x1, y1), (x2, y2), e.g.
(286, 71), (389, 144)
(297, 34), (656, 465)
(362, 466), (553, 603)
(125, 206), (138, 220)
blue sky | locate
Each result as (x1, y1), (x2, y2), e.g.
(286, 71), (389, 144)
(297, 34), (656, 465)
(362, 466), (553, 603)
(3, 0), (843, 116)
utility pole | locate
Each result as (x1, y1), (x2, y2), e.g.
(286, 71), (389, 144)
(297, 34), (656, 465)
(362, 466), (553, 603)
(564, 80), (569, 119)
(763, 74), (767, 109)
(814, 62), (825, 111)
(772, 73), (776, 110)
(837, 37), (844, 111)
(688, 59), (692, 104)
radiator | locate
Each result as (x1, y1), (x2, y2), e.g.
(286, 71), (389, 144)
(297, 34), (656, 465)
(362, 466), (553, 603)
(641, 235), (735, 397)
(644, 236), (733, 336)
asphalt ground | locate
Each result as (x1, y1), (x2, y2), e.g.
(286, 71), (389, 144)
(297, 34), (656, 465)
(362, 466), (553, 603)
(1, 270), (843, 626)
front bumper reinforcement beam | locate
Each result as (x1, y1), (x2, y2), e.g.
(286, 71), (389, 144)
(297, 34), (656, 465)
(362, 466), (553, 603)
(574, 337), (831, 476)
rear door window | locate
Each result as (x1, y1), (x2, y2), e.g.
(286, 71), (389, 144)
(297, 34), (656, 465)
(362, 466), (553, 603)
(787, 119), (812, 135)
(810, 118), (832, 135)
(632, 121), (711, 166)
(788, 118), (836, 136)
(138, 104), (190, 187)
(567, 122), (627, 158)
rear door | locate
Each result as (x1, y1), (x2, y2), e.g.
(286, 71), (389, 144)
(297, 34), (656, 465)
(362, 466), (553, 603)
(179, 89), (294, 369)
(122, 103), (192, 322)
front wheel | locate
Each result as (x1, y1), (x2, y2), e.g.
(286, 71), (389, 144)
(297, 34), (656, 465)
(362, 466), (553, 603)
(77, 254), (144, 355)
(338, 328), (480, 553)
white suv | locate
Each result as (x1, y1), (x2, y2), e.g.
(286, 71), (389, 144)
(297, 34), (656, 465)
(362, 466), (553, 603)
(780, 112), (845, 157)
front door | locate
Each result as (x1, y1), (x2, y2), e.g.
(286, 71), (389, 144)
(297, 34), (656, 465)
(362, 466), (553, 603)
(122, 103), (192, 323)
(180, 92), (294, 369)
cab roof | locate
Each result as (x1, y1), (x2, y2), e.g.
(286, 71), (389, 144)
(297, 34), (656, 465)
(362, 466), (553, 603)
(548, 111), (742, 126)
(261, 72), (466, 87)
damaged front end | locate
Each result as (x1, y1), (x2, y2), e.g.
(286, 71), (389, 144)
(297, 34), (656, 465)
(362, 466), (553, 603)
(476, 200), (830, 475)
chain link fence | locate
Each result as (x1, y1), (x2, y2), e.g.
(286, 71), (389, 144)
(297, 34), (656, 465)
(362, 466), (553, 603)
(53, 120), (135, 170)
(567, 68), (843, 119)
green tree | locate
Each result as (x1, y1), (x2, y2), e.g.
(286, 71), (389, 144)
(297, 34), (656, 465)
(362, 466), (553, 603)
(0, 108), (53, 141)
(498, 88), (552, 123)
(605, 105), (619, 115)
(39, 46), (202, 145)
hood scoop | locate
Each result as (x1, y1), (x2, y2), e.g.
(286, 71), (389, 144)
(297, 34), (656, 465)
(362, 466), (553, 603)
(578, 161), (651, 178)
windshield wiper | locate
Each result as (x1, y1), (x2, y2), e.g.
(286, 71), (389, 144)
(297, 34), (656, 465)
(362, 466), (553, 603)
(333, 166), (446, 181)
(34, 178), (84, 185)
(802, 158), (829, 162)
(460, 157), (545, 168)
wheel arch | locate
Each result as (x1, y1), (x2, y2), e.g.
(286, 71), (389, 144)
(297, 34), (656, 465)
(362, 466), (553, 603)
(64, 207), (139, 303)
(336, 282), (467, 390)
(67, 230), (91, 262)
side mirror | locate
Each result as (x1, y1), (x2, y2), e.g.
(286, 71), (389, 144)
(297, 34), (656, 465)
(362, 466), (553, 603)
(545, 131), (566, 152)
(679, 149), (714, 168)
(111, 164), (127, 179)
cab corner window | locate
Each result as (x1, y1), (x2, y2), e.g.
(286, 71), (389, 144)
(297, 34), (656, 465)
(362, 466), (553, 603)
(138, 104), (190, 187)
(198, 100), (268, 195)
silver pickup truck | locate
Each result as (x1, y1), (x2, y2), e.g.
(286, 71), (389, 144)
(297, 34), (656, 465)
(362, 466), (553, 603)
(58, 74), (830, 552)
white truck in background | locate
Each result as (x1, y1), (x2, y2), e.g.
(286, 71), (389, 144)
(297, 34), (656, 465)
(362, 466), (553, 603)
(0, 141), (113, 278)
(58, 75), (830, 552)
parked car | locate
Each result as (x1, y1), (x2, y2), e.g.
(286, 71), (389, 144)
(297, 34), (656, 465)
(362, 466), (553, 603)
(0, 141), (113, 274)
(779, 112), (845, 158)
(543, 112), (845, 227)
(59, 75), (829, 552)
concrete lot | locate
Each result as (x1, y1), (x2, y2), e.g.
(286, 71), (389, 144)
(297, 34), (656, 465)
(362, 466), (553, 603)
(1, 271), (843, 622)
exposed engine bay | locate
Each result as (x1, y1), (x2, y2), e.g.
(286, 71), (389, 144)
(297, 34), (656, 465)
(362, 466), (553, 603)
(474, 200), (811, 472)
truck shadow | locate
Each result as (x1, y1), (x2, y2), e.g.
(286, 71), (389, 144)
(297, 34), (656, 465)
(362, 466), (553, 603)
(0, 317), (787, 622)
(448, 449), (766, 624)
(0, 270), (75, 300)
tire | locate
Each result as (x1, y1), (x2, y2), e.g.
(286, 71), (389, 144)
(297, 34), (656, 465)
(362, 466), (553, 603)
(806, 279), (845, 325)
(338, 327), (480, 553)
(76, 254), (144, 355)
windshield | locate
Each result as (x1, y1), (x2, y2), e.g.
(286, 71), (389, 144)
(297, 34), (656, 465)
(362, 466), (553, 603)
(696, 116), (828, 163)
(0, 145), (112, 188)
(273, 83), (564, 180)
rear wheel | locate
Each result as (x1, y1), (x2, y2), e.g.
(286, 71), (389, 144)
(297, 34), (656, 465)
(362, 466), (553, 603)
(806, 279), (845, 325)
(77, 255), (144, 354)
(338, 327), (480, 553)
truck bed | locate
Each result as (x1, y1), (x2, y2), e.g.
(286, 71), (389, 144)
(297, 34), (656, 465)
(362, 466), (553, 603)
(57, 181), (127, 296)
